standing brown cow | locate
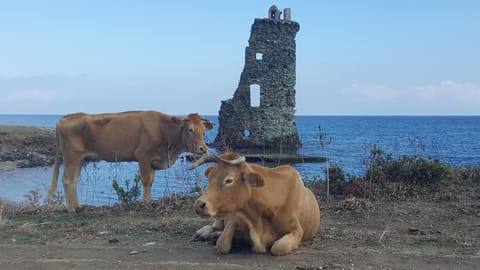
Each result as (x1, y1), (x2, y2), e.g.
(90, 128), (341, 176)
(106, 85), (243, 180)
(190, 152), (320, 256)
(48, 111), (213, 212)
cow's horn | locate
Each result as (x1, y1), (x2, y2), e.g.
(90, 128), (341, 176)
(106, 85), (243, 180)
(188, 155), (217, 170)
(188, 154), (246, 170)
(216, 155), (246, 165)
(201, 117), (213, 125)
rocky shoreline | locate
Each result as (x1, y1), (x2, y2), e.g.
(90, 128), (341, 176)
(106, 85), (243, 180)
(0, 125), (326, 171)
(0, 126), (56, 170)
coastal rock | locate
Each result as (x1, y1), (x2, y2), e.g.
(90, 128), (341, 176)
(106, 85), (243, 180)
(0, 126), (56, 170)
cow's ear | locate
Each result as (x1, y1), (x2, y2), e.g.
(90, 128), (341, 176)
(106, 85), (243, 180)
(171, 116), (183, 127)
(242, 173), (265, 187)
(205, 166), (215, 178)
(203, 122), (214, 131)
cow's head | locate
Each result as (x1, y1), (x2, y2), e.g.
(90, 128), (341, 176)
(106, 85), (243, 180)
(190, 153), (265, 218)
(173, 113), (213, 155)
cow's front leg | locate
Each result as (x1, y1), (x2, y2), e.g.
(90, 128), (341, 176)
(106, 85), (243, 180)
(216, 217), (238, 254)
(270, 219), (304, 256)
(139, 161), (154, 201)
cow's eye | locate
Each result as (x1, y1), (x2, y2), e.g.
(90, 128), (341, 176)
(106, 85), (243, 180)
(188, 127), (194, 133)
(224, 177), (234, 186)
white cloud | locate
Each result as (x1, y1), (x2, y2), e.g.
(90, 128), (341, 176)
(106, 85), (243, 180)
(412, 81), (480, 104)
(4, 89), (73, 103)
(341, 81), (480, 114)
(0, 75), (84, 113)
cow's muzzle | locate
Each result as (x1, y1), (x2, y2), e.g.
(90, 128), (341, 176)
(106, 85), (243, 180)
(197, 145), (208, 155)
(194, 199), (209, 217)
(191, 143), (208, 156)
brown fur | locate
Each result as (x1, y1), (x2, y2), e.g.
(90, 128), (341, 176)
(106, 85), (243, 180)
(49, 110), (213, 212)
(193, 152), (320, 256)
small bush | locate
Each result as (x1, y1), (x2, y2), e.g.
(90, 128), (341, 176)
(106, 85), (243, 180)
(44, 191), (65, 210)
(112, 174), (142, 204)
(307, 166), (354, 198)
(22, 189), (42, 207)
(367, 149), (453, 186)
(325, 164), (347, 195)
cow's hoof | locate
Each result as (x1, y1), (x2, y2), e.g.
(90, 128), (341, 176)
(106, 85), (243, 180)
(252, 244), (267, 254)
(192, 225), (214, 241)
(216, 242), (232, 254)
(270, 242), (292, 256)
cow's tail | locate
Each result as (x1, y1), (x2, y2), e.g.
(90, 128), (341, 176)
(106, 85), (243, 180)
(48, 124), (62, 197)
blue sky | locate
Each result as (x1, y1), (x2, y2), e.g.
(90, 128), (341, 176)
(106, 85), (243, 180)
(1, 0), (479, 115)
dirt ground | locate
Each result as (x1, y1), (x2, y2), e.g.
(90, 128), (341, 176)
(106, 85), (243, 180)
(1, 125), (480, 269)
(1, 188), (479, 270)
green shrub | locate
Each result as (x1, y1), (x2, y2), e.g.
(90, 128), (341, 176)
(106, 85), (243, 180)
(366, 146), (453, 186)
(324, 164), (347, 195)
(112, 174), (142, 204)
(310, 144), (478, 199)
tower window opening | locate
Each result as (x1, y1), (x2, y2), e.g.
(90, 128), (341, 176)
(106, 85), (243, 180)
(250, 84), (260, 107)
(256, 53), (263, 60)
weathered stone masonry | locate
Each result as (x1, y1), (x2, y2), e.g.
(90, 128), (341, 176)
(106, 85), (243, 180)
(214, 6), (301, 151)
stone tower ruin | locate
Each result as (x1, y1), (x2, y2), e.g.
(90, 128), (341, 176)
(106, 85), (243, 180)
(214, 5), (301, 151)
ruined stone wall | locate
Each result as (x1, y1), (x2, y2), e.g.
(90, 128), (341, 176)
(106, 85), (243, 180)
(214, 11), (301, 151)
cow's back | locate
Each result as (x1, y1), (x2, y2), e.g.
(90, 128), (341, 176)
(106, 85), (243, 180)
(58, 111), (167, 161)
(97, 114), (138, 156)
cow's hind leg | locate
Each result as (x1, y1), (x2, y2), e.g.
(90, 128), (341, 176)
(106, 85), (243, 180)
(62, 157), (84, 212)
(270, 220), (304, 256)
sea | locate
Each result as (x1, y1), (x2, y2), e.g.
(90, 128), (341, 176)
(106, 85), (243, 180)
(1, 114), (479, 205)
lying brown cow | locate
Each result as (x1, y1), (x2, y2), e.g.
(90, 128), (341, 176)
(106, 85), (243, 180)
(190, 153), (320, 256)
(48, 111), (213, 212)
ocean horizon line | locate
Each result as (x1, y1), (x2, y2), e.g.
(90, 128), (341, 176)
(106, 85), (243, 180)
(0, 113), (479, 117)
